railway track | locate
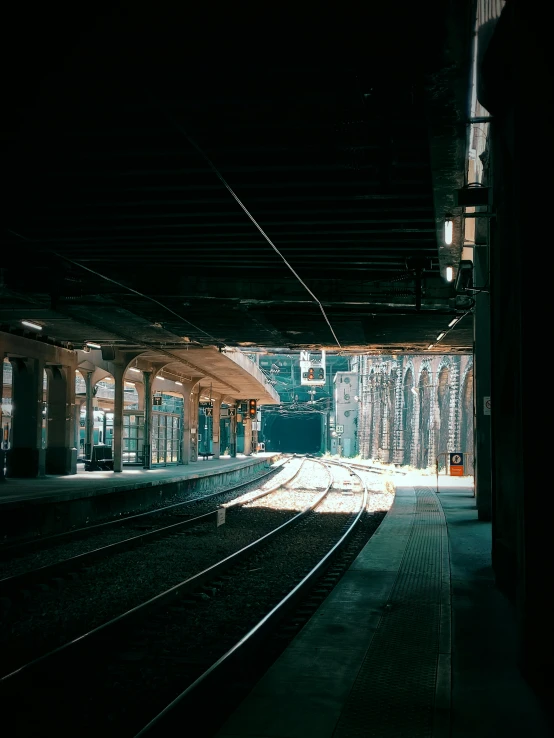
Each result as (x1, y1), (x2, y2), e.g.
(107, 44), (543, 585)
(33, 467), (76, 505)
(0, 456), (299, 607)
(0, 458), (381, 738)
(0, 456), (291, 562)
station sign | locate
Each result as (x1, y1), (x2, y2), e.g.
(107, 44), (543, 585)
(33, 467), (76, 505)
(449, 452), (464, 476)
(153, 395), (163, 406)
(335, 424), (344, 433)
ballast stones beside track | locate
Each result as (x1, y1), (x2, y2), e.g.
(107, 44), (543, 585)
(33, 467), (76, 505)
(0, 454), (283, 544)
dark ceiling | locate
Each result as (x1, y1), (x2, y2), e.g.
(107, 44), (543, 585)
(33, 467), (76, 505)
(2, 1), (475, 356)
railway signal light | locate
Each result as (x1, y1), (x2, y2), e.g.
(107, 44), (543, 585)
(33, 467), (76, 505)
(248, 399), (257, 418)
(308, 367), (315, 380)
(318, 368), (325, 380)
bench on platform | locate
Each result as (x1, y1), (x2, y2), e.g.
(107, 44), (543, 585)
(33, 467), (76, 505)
(84, 444), (114, 471)
(199, 452), (214, 460)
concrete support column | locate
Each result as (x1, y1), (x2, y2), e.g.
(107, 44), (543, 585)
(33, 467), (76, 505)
(252, 406), (259, 453)
(189, 387), (199, 462)
(212, 398), (221, 458)
(112, 364), (125, 473)
(243, 416), (253, 456)
(135, 381), (145, 411)
(230, 404), (237, 458)
(142, 371), (152, 469)
(74, 401), (81, 453)
(0, 349), (4, 481)
(46, 365), (76, 475)
(180, 383), (191, 465)
(474, 241), (492, 521)
(83, 371), (94, 460)
(6, 357), (45, 477)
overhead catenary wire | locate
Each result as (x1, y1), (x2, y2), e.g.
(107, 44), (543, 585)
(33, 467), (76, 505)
(157, 106), (343, 352)
(6, 229), (224, 347)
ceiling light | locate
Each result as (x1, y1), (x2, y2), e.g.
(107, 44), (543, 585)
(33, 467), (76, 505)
(445, 266), (454, 282)
(444, 217), (453, 245)
(437, 332), (446, 341)
(427, 344), (434, 350)
(158, 376), (165, 380)
(21, 320), (42, 331)
(175, 381), (183, 386)
(448, 318), (458, 328)
(86, 342), (102, 349)
(129, 367), (141, 373)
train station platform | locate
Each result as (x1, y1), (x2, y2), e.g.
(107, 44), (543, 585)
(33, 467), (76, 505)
(0, 453), (281, 542)
(215, 475), (553, 738)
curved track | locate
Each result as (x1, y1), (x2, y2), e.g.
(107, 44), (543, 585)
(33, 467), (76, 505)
(0, 457), (291, 561)
(0, 458), (382, 737)
(0, 457), (300, 604)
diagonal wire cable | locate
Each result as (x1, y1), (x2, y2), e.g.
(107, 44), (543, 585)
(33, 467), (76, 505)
(6, 229), (224, 346)
(157, 106), (343, 352)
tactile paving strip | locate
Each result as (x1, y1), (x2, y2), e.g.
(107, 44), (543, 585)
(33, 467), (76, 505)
(332, 487), (448, 738)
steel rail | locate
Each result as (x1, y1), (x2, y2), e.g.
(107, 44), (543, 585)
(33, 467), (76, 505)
(0, 458), (290, 561)
(0, 458), (330, 684)
(134, 459), (368, 736)
(0, 458), (301, 602)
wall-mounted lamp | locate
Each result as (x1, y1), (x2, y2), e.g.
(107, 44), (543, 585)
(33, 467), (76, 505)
(444, 216), (453, 246)
(86, 342), (102, 349)
(427, 344), (434, 350)
(436, 332), (446, 342)
(21, 320), (42, 331)
(448, 317), (458, 328)
(445, 266), (454, 282)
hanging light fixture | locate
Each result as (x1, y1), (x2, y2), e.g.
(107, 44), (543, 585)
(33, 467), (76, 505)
(21, 320), (42, 331)
(444, 215), (453, 246)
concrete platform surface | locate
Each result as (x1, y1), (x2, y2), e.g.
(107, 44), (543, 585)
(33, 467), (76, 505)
(214, 475), (552, 738)
(0, 453), (281, 508)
